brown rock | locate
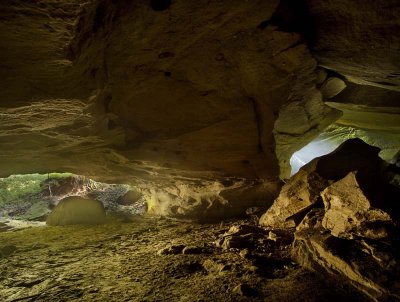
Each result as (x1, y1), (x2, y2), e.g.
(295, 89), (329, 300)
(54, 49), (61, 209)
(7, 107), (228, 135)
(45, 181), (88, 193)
(0, 245), (17, 258)
(260, 139), (386, 229)
(220, 236), (249, 250)
(259, 169), (328, 228)
(273, 90), (342, 179)
(293, 223), (400, 301)
(202, 259), (228, 275)
(232, 283), (257, 297)
(182, 246), (203, 255)
(157, 245), (186, 255)
(46, 196), (106, 226)
(225, 224), (267, 237)
(321, 171), (395, 240)
(315, 68), (328, 85)
(320, 77), (346, 99)
(308, 0), (400, 91)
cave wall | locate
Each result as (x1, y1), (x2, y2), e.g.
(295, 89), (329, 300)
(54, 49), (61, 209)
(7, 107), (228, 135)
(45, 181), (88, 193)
(0, 0), (93, 106)
(305, 0), (400, 91)
(1, 0), (399, 218)
(65, 0), (340, 181)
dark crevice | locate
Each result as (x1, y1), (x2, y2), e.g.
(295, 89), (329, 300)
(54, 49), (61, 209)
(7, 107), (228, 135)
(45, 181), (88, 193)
(103, 93), (112, 113)
(150, 0), (171, 11)
(93, 0), (107, 33)
(373, 81), (398, 87)
(273, 40), (303, 57)
(257, 19), (270, 30)
(250, 97), (264, 153)
(269, 0), (317, 47)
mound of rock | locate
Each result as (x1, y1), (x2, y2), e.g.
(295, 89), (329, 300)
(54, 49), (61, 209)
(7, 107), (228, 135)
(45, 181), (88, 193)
(293, 209), (400, 302)
(259, 139), (400, 301)
(321, 171), (398, 240)
(46, 196), (106, 226)
(259, 138), (383, 228)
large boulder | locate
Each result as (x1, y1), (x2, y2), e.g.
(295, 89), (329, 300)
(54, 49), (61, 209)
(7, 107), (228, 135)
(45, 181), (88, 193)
(263, 138), (400, 300)
(259, 169), (328, 228)
(46, 196), (106, 226)
(260, 138), (383, 228)
(321, 171), (398, 240)
(293, 209), (400, 302)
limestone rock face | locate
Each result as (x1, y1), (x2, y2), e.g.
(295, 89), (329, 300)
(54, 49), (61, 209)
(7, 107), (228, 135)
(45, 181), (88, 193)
(321, 172), (395, 240)
(273, 90), (341, 179)
(320, 77), (346, 99)
(259, 138), (383, 228)
(146, 179), (281, 221)
(0, 0), (399, 221)
(0, 0), (92, 106)
(262, 139), (400, 301)
(307, 0), (400, 91)
(46, 196), (106, 226)
(67, 0), (339, 180)
(293, 213), (400, 302)
(259, 169), (328, 228)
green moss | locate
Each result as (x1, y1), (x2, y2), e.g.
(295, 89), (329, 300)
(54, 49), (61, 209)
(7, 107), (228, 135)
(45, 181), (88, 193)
(0, 173), (72, 213)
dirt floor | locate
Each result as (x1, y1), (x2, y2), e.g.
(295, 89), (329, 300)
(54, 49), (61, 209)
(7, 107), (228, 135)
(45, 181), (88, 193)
(0, 216), (369, 302)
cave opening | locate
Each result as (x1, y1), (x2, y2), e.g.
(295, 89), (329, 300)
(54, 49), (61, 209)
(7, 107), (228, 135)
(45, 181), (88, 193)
(290, 123), (400, 176)
(0, 173), (147, 226)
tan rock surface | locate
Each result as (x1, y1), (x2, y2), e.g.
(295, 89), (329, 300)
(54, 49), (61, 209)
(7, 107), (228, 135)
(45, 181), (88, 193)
(0, 0), (399, 222)
(68, 0), (341, 180)
(307, 0), (400, 91)
(46, 196), (106, 226)
(259, 138), (385, 228)
(0, 0), (92, 105)
(259, 169), (328, 228)
(0, 217), (368, 301)
(293, 214), (400, 302)
(321, 172), (395, 239)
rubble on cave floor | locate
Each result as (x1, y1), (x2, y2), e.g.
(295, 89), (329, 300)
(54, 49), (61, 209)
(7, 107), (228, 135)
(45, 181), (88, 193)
(0, 216), (366, 302)
(261, 139), (400, 301)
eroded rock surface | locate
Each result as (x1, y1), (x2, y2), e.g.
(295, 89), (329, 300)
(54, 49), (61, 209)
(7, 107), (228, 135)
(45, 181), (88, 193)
(261, 139), (400, 301)
(293, 211), (400, 302)
(259, 169), (328, 228)
(321, 171), (397, 240)
(260, 138), (384, 228)
(65, 0), (343, 181)
(0, 0), (92, 105)
(0, 217), (368, 301)
(307, 0), (400, 91)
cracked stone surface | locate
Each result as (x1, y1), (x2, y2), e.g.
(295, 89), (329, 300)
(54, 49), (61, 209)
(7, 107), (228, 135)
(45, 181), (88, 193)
(0, 217), (367, 302)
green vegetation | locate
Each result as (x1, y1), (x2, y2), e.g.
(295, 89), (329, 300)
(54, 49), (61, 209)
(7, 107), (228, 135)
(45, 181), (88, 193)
(0, 173), (72, 206)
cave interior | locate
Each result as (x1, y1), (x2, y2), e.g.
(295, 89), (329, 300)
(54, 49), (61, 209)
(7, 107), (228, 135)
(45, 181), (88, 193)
(0, 0), (399, 301)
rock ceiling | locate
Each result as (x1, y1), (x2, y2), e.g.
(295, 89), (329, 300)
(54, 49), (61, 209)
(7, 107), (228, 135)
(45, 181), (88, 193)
(0, 0), (399, 218)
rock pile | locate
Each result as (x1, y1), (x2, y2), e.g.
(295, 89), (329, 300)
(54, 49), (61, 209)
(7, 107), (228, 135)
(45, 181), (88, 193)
(260, 139), (400, 301)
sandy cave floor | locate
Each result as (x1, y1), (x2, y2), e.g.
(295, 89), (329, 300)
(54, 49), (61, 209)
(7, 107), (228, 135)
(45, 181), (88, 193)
(0, 216), (368, 302)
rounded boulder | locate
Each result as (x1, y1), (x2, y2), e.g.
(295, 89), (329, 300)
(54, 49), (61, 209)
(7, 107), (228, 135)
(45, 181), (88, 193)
(46, 196), (106, 226)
